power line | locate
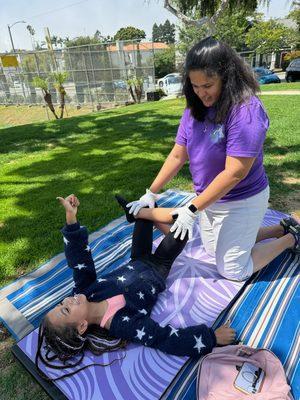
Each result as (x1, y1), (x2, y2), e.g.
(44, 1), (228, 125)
(26, 0), (89, 20)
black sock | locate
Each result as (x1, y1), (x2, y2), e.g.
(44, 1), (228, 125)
(115, 195), (135, 223)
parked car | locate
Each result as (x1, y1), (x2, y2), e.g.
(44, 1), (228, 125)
(285, 58), (300, 82)
(157, 73), (182, 96)
(253, 67), (281, 84)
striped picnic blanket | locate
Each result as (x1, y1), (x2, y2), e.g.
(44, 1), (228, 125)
(163, 250), (300, 400)
(2, 191), (298, 400)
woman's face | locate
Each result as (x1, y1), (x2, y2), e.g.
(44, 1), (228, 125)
(47, 294), (89, 333)
(189, 70), (222, 107)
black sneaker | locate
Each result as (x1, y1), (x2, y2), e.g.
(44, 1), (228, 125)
(281, 215), (300, 254)
(280, 216), (300, 236)
(115, 195), (135, 223)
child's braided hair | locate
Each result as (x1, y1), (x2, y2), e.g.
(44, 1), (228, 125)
(35, 314), (127, 381)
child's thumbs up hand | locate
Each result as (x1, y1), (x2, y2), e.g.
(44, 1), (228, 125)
(57, 194), (80, 215)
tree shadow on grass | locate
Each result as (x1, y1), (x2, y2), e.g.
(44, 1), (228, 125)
(0, 104), (187, 283)
(0, 99), (299, 284)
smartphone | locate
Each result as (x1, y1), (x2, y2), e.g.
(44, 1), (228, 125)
(234, 362), (265, 394)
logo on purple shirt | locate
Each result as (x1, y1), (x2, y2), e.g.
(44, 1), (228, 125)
(210, 124), (224, 144)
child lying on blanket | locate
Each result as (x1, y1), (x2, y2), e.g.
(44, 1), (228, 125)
(35, 194), (236, 380)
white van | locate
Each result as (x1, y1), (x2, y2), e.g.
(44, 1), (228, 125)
(157, 73), (182, 96)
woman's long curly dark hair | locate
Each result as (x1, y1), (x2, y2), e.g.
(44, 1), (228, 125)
(183, 37), (259, 123)
(35, 314), (127, 381)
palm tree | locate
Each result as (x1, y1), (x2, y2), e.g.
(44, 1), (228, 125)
(52, 72), (68, 118)
(32, 77), (58, 119)
(32, 72), (68, 119)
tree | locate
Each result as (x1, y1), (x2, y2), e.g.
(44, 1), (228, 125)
(52, 72), (68, 118)
(152, 23), (160, 42)
(163, 0), (270, 33)
(32, 77), (58, 119)
(162, 20), (176, 43)
(126, 76), (144, 103)
(64, 36), (97, 47)
(114, 26), (146, 41)
(32, 72), (68, 119)
(94, 30), (113, 43)
(288, 3), (300, 32)
(154, 46), (176, 77)
(178, 9), (258, 54)
(245, 18), (299, 53)
(152, 20), (176, 43)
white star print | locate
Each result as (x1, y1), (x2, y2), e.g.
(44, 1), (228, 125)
(148, 335), (153, 339)
(97, 278), (107, 283)
(63, 236), (69, 245)
(137, 291), (145, 300)
(193, 335), (206, 353)
(74, 263), (86, 270)
(151, 286), (156, 295)
(122, 316), (130, 322)
(138, 309), (147, 315)
(117, 275), (126, 283)
(127, 265), (134, 270)
(90, 293), (95, 298)
(135, 327), (146, 340)
(85, 245), (91, 252)
(169, 326), (179, 337)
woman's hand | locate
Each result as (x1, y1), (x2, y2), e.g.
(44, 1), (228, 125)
(127, 189), (157, 216)
(214, 321), (236, 345)
(170, 205), (198, 240)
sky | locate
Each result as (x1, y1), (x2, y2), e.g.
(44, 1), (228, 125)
(0, 0), (294, 52)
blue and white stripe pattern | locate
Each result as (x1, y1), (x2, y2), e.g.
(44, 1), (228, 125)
(0, 190), (195, 339)
(163, 248), (300, 400)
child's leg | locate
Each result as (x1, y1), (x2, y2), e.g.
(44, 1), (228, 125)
(154, 221), (170, 235)
(130, 218), (154, 260)
(137, 207), (174, 224)
(151, 231), (188, 279)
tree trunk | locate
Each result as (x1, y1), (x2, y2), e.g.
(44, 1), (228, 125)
(59, 86), (66, 119)
(43, 91), (58, 119)
(129, 86), (137, 103)
(134, 85), (142, 103)
(163, 0), (230, 34)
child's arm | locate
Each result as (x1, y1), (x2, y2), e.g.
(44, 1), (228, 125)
(110, 314), (235, 357)
(57, 194), (97, 292)
(56, 194), (79, 225)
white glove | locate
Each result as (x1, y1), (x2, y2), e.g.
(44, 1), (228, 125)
(127, 189), (157, 216)
(170, 205), (198, 240)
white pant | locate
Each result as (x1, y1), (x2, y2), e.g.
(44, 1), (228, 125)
(200, 186), (270, 281)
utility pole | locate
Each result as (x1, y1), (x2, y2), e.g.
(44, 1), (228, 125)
(7, 20), (27, 102)
(7, 21), (26, 52)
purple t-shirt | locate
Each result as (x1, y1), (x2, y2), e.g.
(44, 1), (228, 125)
(176, 96), (269, 201)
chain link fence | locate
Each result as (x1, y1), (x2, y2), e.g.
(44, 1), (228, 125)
(0, 40), (156, 106)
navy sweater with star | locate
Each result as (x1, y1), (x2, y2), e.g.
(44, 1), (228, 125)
(62, 222), (217, 358)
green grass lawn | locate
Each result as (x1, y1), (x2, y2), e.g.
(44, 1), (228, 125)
(0, 104), (95, 129)
(0, 96), (299, 399)
(259, 82), (300, 91)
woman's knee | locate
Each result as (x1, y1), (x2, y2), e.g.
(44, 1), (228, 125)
(216, 255), (253, 281)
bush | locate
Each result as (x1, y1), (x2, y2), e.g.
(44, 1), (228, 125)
(154, 46), (176, 78)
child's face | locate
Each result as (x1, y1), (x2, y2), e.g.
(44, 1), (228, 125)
(47, 294), (89, 333)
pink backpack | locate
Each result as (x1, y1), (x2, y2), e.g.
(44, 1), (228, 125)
(197, 345), (293, 400)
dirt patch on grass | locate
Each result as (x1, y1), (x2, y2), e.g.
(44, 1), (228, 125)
(0, 324), (15, 369)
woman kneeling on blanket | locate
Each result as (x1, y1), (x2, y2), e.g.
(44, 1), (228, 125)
(36, 194), (236, 380)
